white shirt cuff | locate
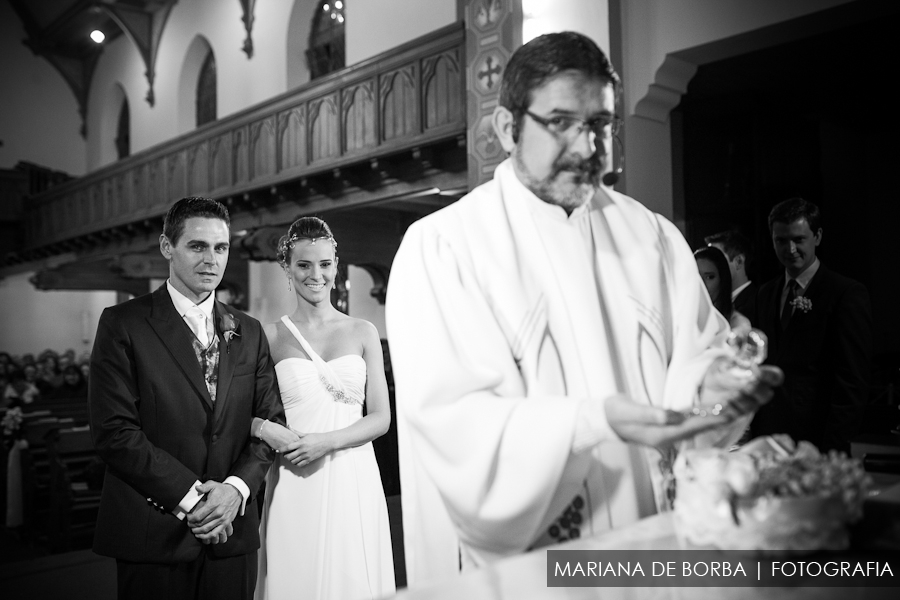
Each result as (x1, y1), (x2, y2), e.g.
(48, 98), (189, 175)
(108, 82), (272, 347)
(572, 396), (616, 453)
(172, 479), (204, 521)
(224, 476), (250, 516)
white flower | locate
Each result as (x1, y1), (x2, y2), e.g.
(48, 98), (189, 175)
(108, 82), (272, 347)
(790, 296), (812, 313)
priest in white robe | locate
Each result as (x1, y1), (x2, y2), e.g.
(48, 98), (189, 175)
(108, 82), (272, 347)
(385, 32), (781, 588)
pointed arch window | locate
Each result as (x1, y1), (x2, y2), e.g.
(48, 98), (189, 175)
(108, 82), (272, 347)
(307, 0), (346, 79)
(115, 98), (130, 159)
(196, 50), (217, 127)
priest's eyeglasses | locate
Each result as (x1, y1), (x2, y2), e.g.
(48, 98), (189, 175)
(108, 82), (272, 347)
(525, 111), (622, 139)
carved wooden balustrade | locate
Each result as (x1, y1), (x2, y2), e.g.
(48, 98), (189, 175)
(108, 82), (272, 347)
(20, 23), (465, 260)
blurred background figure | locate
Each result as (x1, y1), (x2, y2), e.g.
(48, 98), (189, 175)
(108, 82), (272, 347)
(694, 246), (750, 331)
(704, 230), (757, 323)
(48, 365), (88, 400)
(751, 198), (872, 454)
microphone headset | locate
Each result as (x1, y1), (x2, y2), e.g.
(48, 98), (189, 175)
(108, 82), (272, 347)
(601, 133), (624, 187)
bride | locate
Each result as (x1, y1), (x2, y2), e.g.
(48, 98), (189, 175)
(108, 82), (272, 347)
(252, 217), (395, 600)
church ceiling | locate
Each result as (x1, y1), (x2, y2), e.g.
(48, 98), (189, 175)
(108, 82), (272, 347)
(7, 1), (183, 133)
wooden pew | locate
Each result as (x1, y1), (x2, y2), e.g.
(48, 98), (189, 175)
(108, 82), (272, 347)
(18, 416), (74, 545)
(24, 397), (89, 426)
(46, 425), (103, 552)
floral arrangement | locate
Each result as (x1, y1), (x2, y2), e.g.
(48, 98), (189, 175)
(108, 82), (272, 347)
(673, 436), (871, 553)
(733, 440), (868, 518)
(219, 312), (241, 353)
(2, 407), (24, 445)
(790, 296), (813, 313)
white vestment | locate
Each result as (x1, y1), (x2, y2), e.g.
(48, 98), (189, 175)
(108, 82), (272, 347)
(385, 159), (739, 588)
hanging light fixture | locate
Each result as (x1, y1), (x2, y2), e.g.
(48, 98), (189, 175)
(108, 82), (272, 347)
(90, 30), (106, 44)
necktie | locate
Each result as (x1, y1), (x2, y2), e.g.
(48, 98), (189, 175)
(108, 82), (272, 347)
(780, 279), (799, 331)
(186, 307), (209, 347)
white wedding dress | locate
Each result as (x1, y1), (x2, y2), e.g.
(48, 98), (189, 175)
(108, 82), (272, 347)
(255, 316), (395, 600)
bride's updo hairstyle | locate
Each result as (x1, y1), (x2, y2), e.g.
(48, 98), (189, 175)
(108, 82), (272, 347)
(276, 216), (338, 266)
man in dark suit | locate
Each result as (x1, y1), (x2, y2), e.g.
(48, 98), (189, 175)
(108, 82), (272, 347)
(89, 197), (286, 600)
(705, 229), (758, 322)
(750, 198), (872, 454)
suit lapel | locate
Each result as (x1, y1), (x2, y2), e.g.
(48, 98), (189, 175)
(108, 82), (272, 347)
(768, 275), (785, 323)
(147, 286), (214, 410)
(212, 301), (236, 420)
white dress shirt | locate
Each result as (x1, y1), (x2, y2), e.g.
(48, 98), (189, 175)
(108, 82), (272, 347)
(166, 281), (250, 520)
(779, 258), (820, 315)
(731, 280), (752, 302)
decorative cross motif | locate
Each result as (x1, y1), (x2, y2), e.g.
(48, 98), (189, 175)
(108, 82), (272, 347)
(478, 56), (502, 90)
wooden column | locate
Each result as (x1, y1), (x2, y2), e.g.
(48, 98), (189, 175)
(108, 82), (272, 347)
(459, 0), (522, 190)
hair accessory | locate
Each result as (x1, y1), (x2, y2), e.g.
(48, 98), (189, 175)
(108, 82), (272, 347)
(278, 233), (338, 264)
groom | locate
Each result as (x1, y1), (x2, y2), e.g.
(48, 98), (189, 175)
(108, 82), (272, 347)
(89, 197), (286, 600)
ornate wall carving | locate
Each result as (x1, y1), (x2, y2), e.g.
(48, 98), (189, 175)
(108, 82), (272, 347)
(189, 142), (209, 196)
(278, 107), (307, 172)
(18, 24), (466, 255)
(460, 0), (521, 190)
(310, 94), (340, 163)
(343, 82), (376, 154)
(380, 67), (418, 141)
(250, 118), (277, 180)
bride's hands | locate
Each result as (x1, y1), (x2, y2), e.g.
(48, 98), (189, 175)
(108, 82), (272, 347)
(260, 421), (301, 452)
(282, 432), (334, 468)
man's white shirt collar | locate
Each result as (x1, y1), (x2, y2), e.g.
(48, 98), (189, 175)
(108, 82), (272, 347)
(731, 280), (752, 301)
(785, 258), (820, 292)
(166, 280), (215, 320)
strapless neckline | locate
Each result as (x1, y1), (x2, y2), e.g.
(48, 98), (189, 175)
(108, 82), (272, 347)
(276, 355), (365, 367)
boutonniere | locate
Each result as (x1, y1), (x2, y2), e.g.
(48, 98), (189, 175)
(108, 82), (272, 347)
(790, 296), (812, 313)
(219, 312), (241, 353)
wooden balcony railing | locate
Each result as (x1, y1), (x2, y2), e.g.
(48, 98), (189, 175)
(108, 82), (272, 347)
(22, 23), (465, 254)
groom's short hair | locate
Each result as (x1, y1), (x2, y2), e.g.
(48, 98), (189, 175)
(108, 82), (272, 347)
(163, 197), (230, 245)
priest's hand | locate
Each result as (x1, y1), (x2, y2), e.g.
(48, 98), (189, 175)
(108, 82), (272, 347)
(604, 359), (782, 450)
(697, 357), (783, 420)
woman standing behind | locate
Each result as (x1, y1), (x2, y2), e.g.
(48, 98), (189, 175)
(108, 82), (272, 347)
(694, 246), (751, 331)
(253, 217), (395, 600)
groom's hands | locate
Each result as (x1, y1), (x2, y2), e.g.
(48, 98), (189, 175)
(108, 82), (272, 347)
(187, 481), (241, 544)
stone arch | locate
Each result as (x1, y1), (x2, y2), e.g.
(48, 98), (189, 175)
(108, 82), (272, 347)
(177, 35), (215, 134)
(285, 0), (318, 89)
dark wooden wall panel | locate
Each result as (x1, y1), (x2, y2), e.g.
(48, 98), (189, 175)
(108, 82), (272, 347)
(233, 128), (249, 185)
(168, 152), (186, 202)
(381, 67), (419, 141)
(189, 143), (209, 196)
(251, 118), (277, 180)
(310, 95), (340, 163)
(21, 24), (465, 249)
(279, 107), (307, 172)
(423, 50), (462, 130)
(211, 135), (230, 192)
(343, 82), (376, 153)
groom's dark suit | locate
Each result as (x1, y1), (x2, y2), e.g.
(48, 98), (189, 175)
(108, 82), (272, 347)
(750, 265), (871, 453)
(89, 285), (284, 572)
